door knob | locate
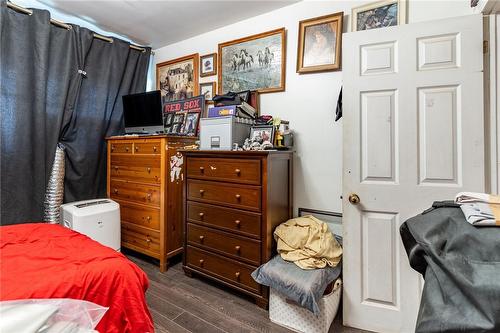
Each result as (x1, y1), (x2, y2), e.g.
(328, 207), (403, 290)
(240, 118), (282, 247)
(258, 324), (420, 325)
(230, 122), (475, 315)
(348, 193), (360, 205)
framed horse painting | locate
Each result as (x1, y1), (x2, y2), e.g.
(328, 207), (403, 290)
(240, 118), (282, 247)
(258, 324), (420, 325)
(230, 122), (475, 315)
(218, 28), (286, 94)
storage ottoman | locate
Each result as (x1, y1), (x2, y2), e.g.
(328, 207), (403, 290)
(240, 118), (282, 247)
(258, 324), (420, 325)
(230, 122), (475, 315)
(269, 279), (342, 333)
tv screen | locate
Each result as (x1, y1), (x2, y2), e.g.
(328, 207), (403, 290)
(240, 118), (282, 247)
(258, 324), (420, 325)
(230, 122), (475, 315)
(122, 90), (163, 133)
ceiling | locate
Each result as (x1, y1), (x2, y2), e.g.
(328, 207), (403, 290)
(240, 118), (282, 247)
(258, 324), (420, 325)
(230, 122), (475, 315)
(37, 1), (300, 49)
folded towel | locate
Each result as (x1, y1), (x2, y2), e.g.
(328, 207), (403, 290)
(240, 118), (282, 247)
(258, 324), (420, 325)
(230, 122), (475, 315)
(455, 192), (500, 226)
(455, 192), (500, 204)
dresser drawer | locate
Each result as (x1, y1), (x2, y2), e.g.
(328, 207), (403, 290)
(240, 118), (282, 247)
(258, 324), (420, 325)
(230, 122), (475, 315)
(187, 223), (261, 265)
(110, 142), (132, 154)
(187, 157), (261, 185)
(110, 155), (161, 184)
(187, 202), (261, 238)
(119, 201), (160, 230)
(134, 141), (161, 155)
(186, 246), (260, 294)
(122, 222), (160, 257)
(110, 180), (160, 206)
(187, 180), (261, 212)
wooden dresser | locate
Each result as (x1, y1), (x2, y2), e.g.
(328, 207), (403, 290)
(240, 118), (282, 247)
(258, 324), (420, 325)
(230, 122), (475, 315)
(182, 150), (293, 308)
(106, 135), (196, 272)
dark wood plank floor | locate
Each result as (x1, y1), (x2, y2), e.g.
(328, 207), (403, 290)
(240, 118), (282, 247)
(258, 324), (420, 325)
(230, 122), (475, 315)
(127, 252), (370, 333)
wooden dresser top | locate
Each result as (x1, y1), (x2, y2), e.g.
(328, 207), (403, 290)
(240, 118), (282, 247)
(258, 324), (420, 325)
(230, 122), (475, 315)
(106, 135), (198, 140)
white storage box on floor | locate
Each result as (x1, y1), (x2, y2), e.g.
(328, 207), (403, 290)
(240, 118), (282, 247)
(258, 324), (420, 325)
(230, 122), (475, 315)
(269, 279), (342, 333)
(60, 199), (120, 251)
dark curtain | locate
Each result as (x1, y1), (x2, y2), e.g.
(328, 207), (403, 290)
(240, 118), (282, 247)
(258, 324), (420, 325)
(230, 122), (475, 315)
(0, 3), (93, 225)
(0, 1), (151, 224)
(62, 38), (150, 202)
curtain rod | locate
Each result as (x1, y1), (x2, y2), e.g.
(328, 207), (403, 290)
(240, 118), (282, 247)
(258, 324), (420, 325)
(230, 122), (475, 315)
(6, 1), (154, 55)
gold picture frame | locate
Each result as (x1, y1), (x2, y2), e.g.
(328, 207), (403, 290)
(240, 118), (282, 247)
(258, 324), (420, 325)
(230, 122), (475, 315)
(156, 53), (199, 104)
(297, 12), (343, 74)
(200, 82), (216, 104)
(351, 0), (406, 32)
(200, 53), (217, 77)
(218, 28), (286, 94)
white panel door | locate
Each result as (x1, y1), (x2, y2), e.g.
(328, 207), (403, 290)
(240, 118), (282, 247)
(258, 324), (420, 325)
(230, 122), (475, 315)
(342, 15), (484, 333)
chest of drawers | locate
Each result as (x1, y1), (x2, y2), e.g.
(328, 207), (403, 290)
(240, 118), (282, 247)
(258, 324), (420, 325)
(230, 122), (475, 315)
(106, 135), (196, 272)
(182, 150), (293, 308)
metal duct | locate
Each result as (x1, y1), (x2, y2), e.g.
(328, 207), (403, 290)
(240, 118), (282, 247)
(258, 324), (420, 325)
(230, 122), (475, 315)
(43, 143), (66, 224)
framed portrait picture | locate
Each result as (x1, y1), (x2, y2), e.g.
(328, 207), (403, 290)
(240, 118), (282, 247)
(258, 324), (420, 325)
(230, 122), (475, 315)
(250, 125), (275, 143)
(181, 111), (201, 136)
(351, 0), (406, 32)
(297, 12), (343, 73)
(200, 53), (217, 77)
(156, 53), (199, 105)
(218, 28), (286, 94)
(200, 82), (216, 104)
(163, 112), (175, 134)
(169, 113), (185, 135)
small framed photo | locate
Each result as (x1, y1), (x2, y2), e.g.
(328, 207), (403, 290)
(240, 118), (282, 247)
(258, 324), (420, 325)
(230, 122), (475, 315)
(182, 112), (200, 136)
(169, 113), (185, 135)
(351, 0), (406, 32)
(200, 82), (216, 104)
(250, 125), (275, 143)
(163, 112), (175, 134)
(297, 12), (343, 73)
(200, 53), (217, 77)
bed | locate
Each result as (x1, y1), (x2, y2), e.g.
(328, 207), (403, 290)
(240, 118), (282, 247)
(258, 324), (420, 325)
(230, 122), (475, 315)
(0, 223), (154, 333)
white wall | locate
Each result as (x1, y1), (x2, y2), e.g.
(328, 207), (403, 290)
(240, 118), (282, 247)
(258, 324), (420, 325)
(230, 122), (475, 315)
(153, 0), (475, 215)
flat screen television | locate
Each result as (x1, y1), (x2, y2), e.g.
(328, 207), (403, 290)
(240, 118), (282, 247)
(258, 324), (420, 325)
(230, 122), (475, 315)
(122, 90), (163, 134)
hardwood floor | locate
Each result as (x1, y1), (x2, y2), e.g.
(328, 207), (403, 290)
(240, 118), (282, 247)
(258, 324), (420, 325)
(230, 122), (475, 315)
(127, 251), (369, 333)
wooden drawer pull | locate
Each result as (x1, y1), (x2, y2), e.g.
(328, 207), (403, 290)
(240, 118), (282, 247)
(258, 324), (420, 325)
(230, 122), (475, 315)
(111, 145), (115, 152)
(199, 259), (204, 266)
(135, 146), (139, 152)
(198, 212), (204, 218)
(235, 194), (241, 200)
(125, 147), (129, 152)
(114, 166), (119, 171)
(235, 272), (241, 280)
(146, 167), (151, 173)
(234, 220), (241, 227)
(146, 237), (152, 243)
(235, 169), (241, 175)
(113, 188), (118, 194)
(199, 235), (205, 242)
(199, 166), (204, 173)
(145, 216), (151, 221)
(153, 146), (158, 152)
(235, 245), (241, 253)
(146, 193), (152, 200)
(199, 189), (205, 195)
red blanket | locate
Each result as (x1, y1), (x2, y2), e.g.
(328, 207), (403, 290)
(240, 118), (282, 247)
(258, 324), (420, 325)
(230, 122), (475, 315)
(0, 223), (154, 333)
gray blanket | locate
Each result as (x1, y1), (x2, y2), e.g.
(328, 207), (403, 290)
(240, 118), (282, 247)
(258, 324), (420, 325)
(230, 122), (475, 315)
(400, 201), (500, 332)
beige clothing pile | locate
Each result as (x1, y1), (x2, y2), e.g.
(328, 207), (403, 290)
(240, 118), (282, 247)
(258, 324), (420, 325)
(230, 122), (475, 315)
(274, 215), (343, 269)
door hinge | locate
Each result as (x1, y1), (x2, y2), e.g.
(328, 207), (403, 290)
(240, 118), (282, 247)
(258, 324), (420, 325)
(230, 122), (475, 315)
(483, 40), (489, 54)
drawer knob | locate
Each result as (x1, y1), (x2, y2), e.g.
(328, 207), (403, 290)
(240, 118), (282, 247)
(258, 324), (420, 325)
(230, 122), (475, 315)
(199, 166), (204, 173)
(125, 147), (129, 152)
(146, 237), (152, 243)
(235, 272), (241, 280)
(153, 146), (158, 152)
(135, 146), (139, 152)
(235, 194), (241, 200)
(146, 216), (151, 221)
(114, 166), (119, 171)
(199, 259), (204, 266)
(199, 189), (205, 195)
(235, 220), (241, 227)
(235, 245), (241, 253)
(198, 212), (204, 218)
(235, 169), (241, 175)
(111, 145), (115, 152)
(113, 188), (118, 194)
(199, 235), (205, 242)
(147, 167), (151, 173)
(146, 193), (152, 200)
